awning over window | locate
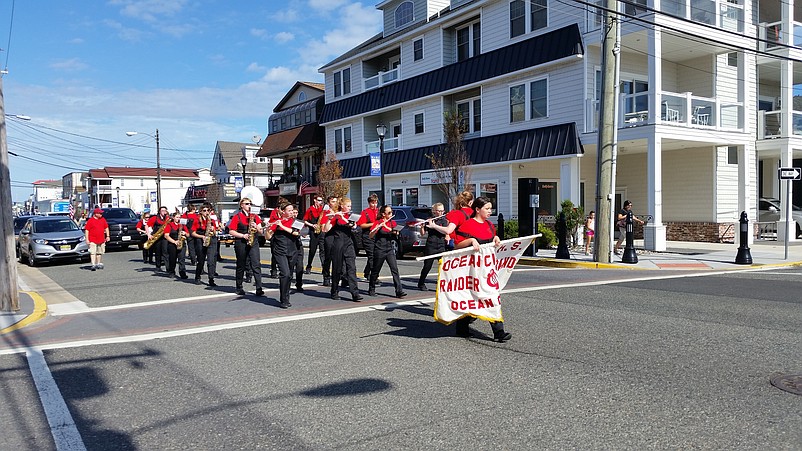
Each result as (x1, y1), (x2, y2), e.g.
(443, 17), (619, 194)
(340, 122), (583, 179)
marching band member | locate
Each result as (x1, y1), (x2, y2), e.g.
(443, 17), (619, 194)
(183, 203), (199, 265)
(291, 206), (305, 292)
(267, 199), (285, 279)
(146, 206), (170, 272)
(356, 194), (379, 282)
(417, 203), (448, 291)
(452, 196), (510, 343)
(321, 196), (338, 287)
(425, 190), (474, 244)
(164, 211), (189, 279)
(270, 202), (300, 308)
(367, 205), (406, 298)
(322, 197), (362, 302)
(136, 211), (152, 264)
(302, 195), (326, 274)
(228, 197), (265, 296)
(191, 202), (218, 287)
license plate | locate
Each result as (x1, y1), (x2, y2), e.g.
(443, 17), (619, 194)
(122, 236), (131, 241)
(59, 245), (71, 251)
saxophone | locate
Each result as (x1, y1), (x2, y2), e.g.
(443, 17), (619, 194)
(247, 214), (258, 246)
(176, 229), (187, 250)
(144, 218), (168, 250)
(202, 217), (215, 247)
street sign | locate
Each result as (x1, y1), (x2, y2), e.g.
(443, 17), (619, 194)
(778, 167), (801, 180)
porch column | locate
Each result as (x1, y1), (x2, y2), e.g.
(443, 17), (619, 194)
(736, 144), (755, 246)
(644, 134), (666, 250)
(648, 27), (662, 122)
(778, 142), (796, 242)
(559, 157), (581, 207)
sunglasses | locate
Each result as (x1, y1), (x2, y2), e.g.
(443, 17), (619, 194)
(201, 209), (209, 212)
(242, 202), (251, 206)
(315, 199), (323, 202)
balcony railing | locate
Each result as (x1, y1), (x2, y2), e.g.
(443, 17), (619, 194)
(757, 111), (802, 139)
(364, 66), (401, 91)
(760, 21), (802, 51)
(589, 0), (744, 32)
(364, 137), (400, 155)
(584, 91), (744, 131)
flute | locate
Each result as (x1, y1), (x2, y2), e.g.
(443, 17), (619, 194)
(369, 215), (395, 234)
(415, 213), (447, 225)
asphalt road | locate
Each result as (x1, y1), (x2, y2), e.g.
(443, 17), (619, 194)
(2, 247), (801, 449)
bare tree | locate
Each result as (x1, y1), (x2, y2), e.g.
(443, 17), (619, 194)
(426, 110), (472, 206)
(317, 151), (350, 199)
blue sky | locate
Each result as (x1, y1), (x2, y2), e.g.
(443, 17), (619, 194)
(2, 0), (382, 202)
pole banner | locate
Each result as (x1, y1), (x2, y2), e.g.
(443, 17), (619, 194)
(433, 234), (538, 325)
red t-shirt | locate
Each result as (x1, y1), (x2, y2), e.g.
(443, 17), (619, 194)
(147, 214), (168, 229)
(271, 217), (295, 232)
(446, 206), (474, 230)
(454, 218), (496, 245)
(228, 211), (262, 232)
(372, 219), (397, 235)
(303, 205), (323, 222)
(165, 221), (189, 239)
(84, 216), (109, 244)
(356, 207), (378, 228)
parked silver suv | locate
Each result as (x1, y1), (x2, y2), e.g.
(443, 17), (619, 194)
(17, 216), (90, 266)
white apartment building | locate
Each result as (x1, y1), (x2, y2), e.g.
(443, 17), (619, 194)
(86, 167), (200, 213)
(319, 0), (802, 249)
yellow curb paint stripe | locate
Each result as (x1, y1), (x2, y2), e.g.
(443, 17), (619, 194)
(518, 258), (647, 270)
(0, 292), (48, 335)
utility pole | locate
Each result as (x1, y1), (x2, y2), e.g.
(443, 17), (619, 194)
(156, 129), (161, 209)
(0, 77), (20, 312)
(594, 0), (621, 263)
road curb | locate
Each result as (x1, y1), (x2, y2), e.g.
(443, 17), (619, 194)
(518, 257), (646, 270)
(0, 292), (48, 335)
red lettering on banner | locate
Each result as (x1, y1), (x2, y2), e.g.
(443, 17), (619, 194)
(511, 241), (520, 250)
(440, 276), (484, 292)
(448, 297), (497, 312)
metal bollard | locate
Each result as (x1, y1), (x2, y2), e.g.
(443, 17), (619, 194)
(555, 212), (571, 259)
(497, 213), (505, 240)
(734, 211), (753, 264)
(621, 210), (638, 264)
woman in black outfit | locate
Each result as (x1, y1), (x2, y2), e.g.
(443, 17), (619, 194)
(270, 202), (299, 308)
(368, 205), (407, 298)
(323, 197), (362, 302)
(417, 203), (448, 291)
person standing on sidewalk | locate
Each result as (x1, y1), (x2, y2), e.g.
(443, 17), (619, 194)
(356, 194), (379, 282)
(84, 208), (109, 271)
(418, 203), (448, 291)
(614, 200), (645, 255)
(302, 196), (326, 274)
(584, 211), (595, 255)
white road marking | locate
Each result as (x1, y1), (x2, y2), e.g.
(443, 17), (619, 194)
(26, 348), (87, 451)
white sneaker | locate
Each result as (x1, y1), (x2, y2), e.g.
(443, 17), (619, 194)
(97, 263), (104, 269)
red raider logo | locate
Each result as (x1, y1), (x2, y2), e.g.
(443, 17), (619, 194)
(486, 269), (500, 290)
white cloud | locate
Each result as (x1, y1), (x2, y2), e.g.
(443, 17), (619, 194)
(299, 2), (382, 67)
(307, 0), (350, 12)
(49, 58), (89, 72)
(246, 62), (267, 73)
(250, 28), (268, 39)
(271, 8), (300, 23)
(274, 32), (295, 43)
(112, 0), (188, 23)
(103, 19), (147, 42)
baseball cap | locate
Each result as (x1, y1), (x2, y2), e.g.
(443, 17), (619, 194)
(93, 208), (104, 215)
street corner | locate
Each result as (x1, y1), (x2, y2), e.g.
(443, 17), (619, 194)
(517, 257), (647, 270)
(0, 291), (48, 335)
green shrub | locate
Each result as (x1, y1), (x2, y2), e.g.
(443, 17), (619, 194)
(537, 223), (557, 249)
(503, 219), (519, 239)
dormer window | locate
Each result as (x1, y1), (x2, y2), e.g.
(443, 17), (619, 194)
(395, 2), (413, 28)
(298, 91), (307, 102)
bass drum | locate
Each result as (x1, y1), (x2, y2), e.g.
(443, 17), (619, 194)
(240, 186), (264, 209)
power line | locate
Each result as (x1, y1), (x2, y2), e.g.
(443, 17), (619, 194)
(2, 0), (15, 73)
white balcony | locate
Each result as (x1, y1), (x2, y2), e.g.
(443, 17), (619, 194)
(364, 66), (401, 91)
(760, 21), (802, 51)
(758, 111), (802, 139)
(364, 137), (401, 155)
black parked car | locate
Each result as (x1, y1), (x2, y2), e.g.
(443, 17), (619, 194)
(100, 208), (147, 248)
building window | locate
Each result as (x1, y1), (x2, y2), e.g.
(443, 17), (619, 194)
(456, 22), (480, 61)
(140, 179), (144, 187)
(456, 98), (481, 134)
(414, 112), (424, 134)
(727, 146), (738, 164)
(333, 68), (351, 98)
(510, 78), (547, 122)
(305, 109), (312, 124)
(120, 179), (125, 187)
(395, 1), (414, 28)
(298, 91), (307, 102)
(413, 38), (424, 61)
(511, 0), (547, 38)
(334, 126), (352, 154)
(727, 52), (738, 67)
(467, 182), (498, 216)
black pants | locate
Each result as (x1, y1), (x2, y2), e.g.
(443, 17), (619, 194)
(307, 232), (324, 269)
(418, 241), (445, 285)
(195, 238), (218, 282)
(274, 249), (297, 304)
(270, 236), (277, 276)
(362, 234), (375, 279)
(331, 235), (358, 297)
(370, 240), (402, 294)
(166, 242), (187, 275)
(153, 238), (167, 269)
(234, 240), (262, 290)
(322, 233), (336, 279)
(141, 244), (153, 263)
(186, 236), (197, 264)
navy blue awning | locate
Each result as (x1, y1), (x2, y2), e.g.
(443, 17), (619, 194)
(340, 122), (583, 179)
(320, 24), (583, 124)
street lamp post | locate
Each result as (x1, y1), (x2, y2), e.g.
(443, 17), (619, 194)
(376, 123), (387, 205)
(240, 154), (248, 187)
(125, 129), (161, 208)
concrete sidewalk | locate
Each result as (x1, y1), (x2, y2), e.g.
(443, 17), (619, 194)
(523, 239), (802, 270)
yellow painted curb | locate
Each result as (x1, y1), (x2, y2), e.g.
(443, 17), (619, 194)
(0, 292), (48, 335)
(518, 258), (647, 270)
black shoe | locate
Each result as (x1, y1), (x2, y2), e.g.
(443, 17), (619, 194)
(456, 328), (472, 338)
(269, 272), (277, 279)
(244, 276), (252, 284)
(295, 285), (304, 292)
(179, 272), (188, 280)
(236, 288), (246, 295)
(494, 332), (512, 343)
(331, 293), (340, 300)
(417, 284), (428, 291)
(368, 290), (376, 297)
(208, 279), (217, 287)
(255, 288), (264, 296)
(91, 266), (97, 271)
(304, 267), (311, 275)
(279, 301), (291, 309)
(156, 266), (163, 272)
(352, 294), (363, 302)
(194, 278), (201, 285)
(396, 291), (407, 298)
(214, 272), (219, 277)
(322, 278), (331, 287)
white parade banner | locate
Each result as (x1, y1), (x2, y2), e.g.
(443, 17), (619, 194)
(427, 234), (539, 325)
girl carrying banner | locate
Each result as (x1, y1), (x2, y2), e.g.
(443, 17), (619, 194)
(452, 197), (511, 343)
